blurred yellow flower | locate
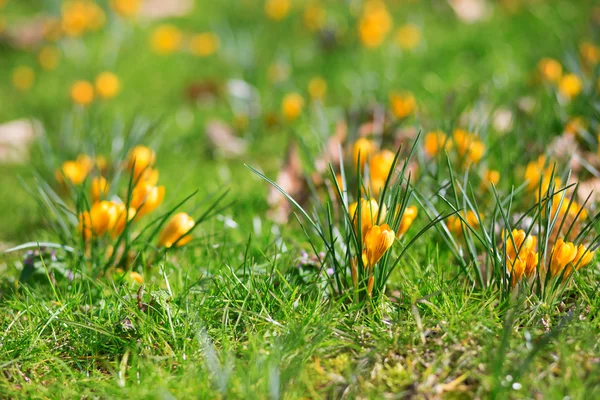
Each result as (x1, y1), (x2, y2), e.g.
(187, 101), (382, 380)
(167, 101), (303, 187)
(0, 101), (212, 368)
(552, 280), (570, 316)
(352, 138), (374, 168)
(12, 66), (35, 91)
(483, 169), (500, 186)
(265, 0), (291, 21)
(281, 92), (304, 121)
(136, 168), (160, 187)
(158, 212), (195, 248)
(189, 32), (220, 56)
(127, 145), (156, 180)
(89, 201), (120, 237)
(395, 24), (421, 50)
(573, 244), (595, 270)
(61, 0), (105, 37)
(524, 155), (561, 194)
(369, 149), (395, 194)
(550, 198), (588, 222)
(111, 203), (136, 238)
(446, 210), (480, 235)
(397, 205), (417, 237)
(423, 130), (450, 158)
(129, 271), (144, 284)
(558, 73), (582, 99)
(110, 0), (141, 18)
(389, 91), (417, 119)
(468, 141), (485, 164)
(91, 176), (109, 202)
(579, 41), (600, 65)
(308, 76), (327, 100)
(38, 46), (60, 71)
(56, 155), (94, 185)
(303, 2), (325, 32)
(79, 201), (134, 240)
(550, 238), (577, 277)
(151, 24), (183, 55)
(71, 80), (95, 106)
(95, 72), (121, 100)
(564, 117), (585, 136)
(452, 129), (485, 164)
(348, 198), (386, 236)
(537, 58), (562, 83)
(362, 223), (395, 267)
(358, 0), (392, 48)
(131, 183), (165, 218)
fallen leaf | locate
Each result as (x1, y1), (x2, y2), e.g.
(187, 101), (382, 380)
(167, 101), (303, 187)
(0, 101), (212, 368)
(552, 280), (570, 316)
(3, 18), (46, 48)
(0, 119), (41, 164)
(205, 120), (247, 158)
(185, 80), (221, 104)
(140, 0), (194, 19)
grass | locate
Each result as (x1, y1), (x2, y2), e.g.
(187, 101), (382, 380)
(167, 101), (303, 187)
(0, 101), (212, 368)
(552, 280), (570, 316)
(1, 0), (600, 398)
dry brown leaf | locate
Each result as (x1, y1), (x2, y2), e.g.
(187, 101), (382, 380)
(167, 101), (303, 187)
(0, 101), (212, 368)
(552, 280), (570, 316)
(267, 143), (308, 224)
(185, 80), (220, 103)
(140, 0), (194, 19)
(578, 178), (600, 205)
(0, 119), (41, 164)
(547, 134), (580, 168)
(205, 119), (247, 158)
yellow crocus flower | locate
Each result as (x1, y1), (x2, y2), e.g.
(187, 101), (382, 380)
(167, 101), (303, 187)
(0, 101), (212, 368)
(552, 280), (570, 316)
(158, 212), (195, 248)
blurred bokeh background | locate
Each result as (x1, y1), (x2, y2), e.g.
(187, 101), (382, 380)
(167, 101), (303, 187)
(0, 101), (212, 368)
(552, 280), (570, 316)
(0, 0), (597, 243)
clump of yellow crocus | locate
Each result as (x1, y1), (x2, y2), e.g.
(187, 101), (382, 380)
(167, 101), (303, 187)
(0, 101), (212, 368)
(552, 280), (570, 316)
(550, 238), (577, 277)
(502, 229), (539, 286)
